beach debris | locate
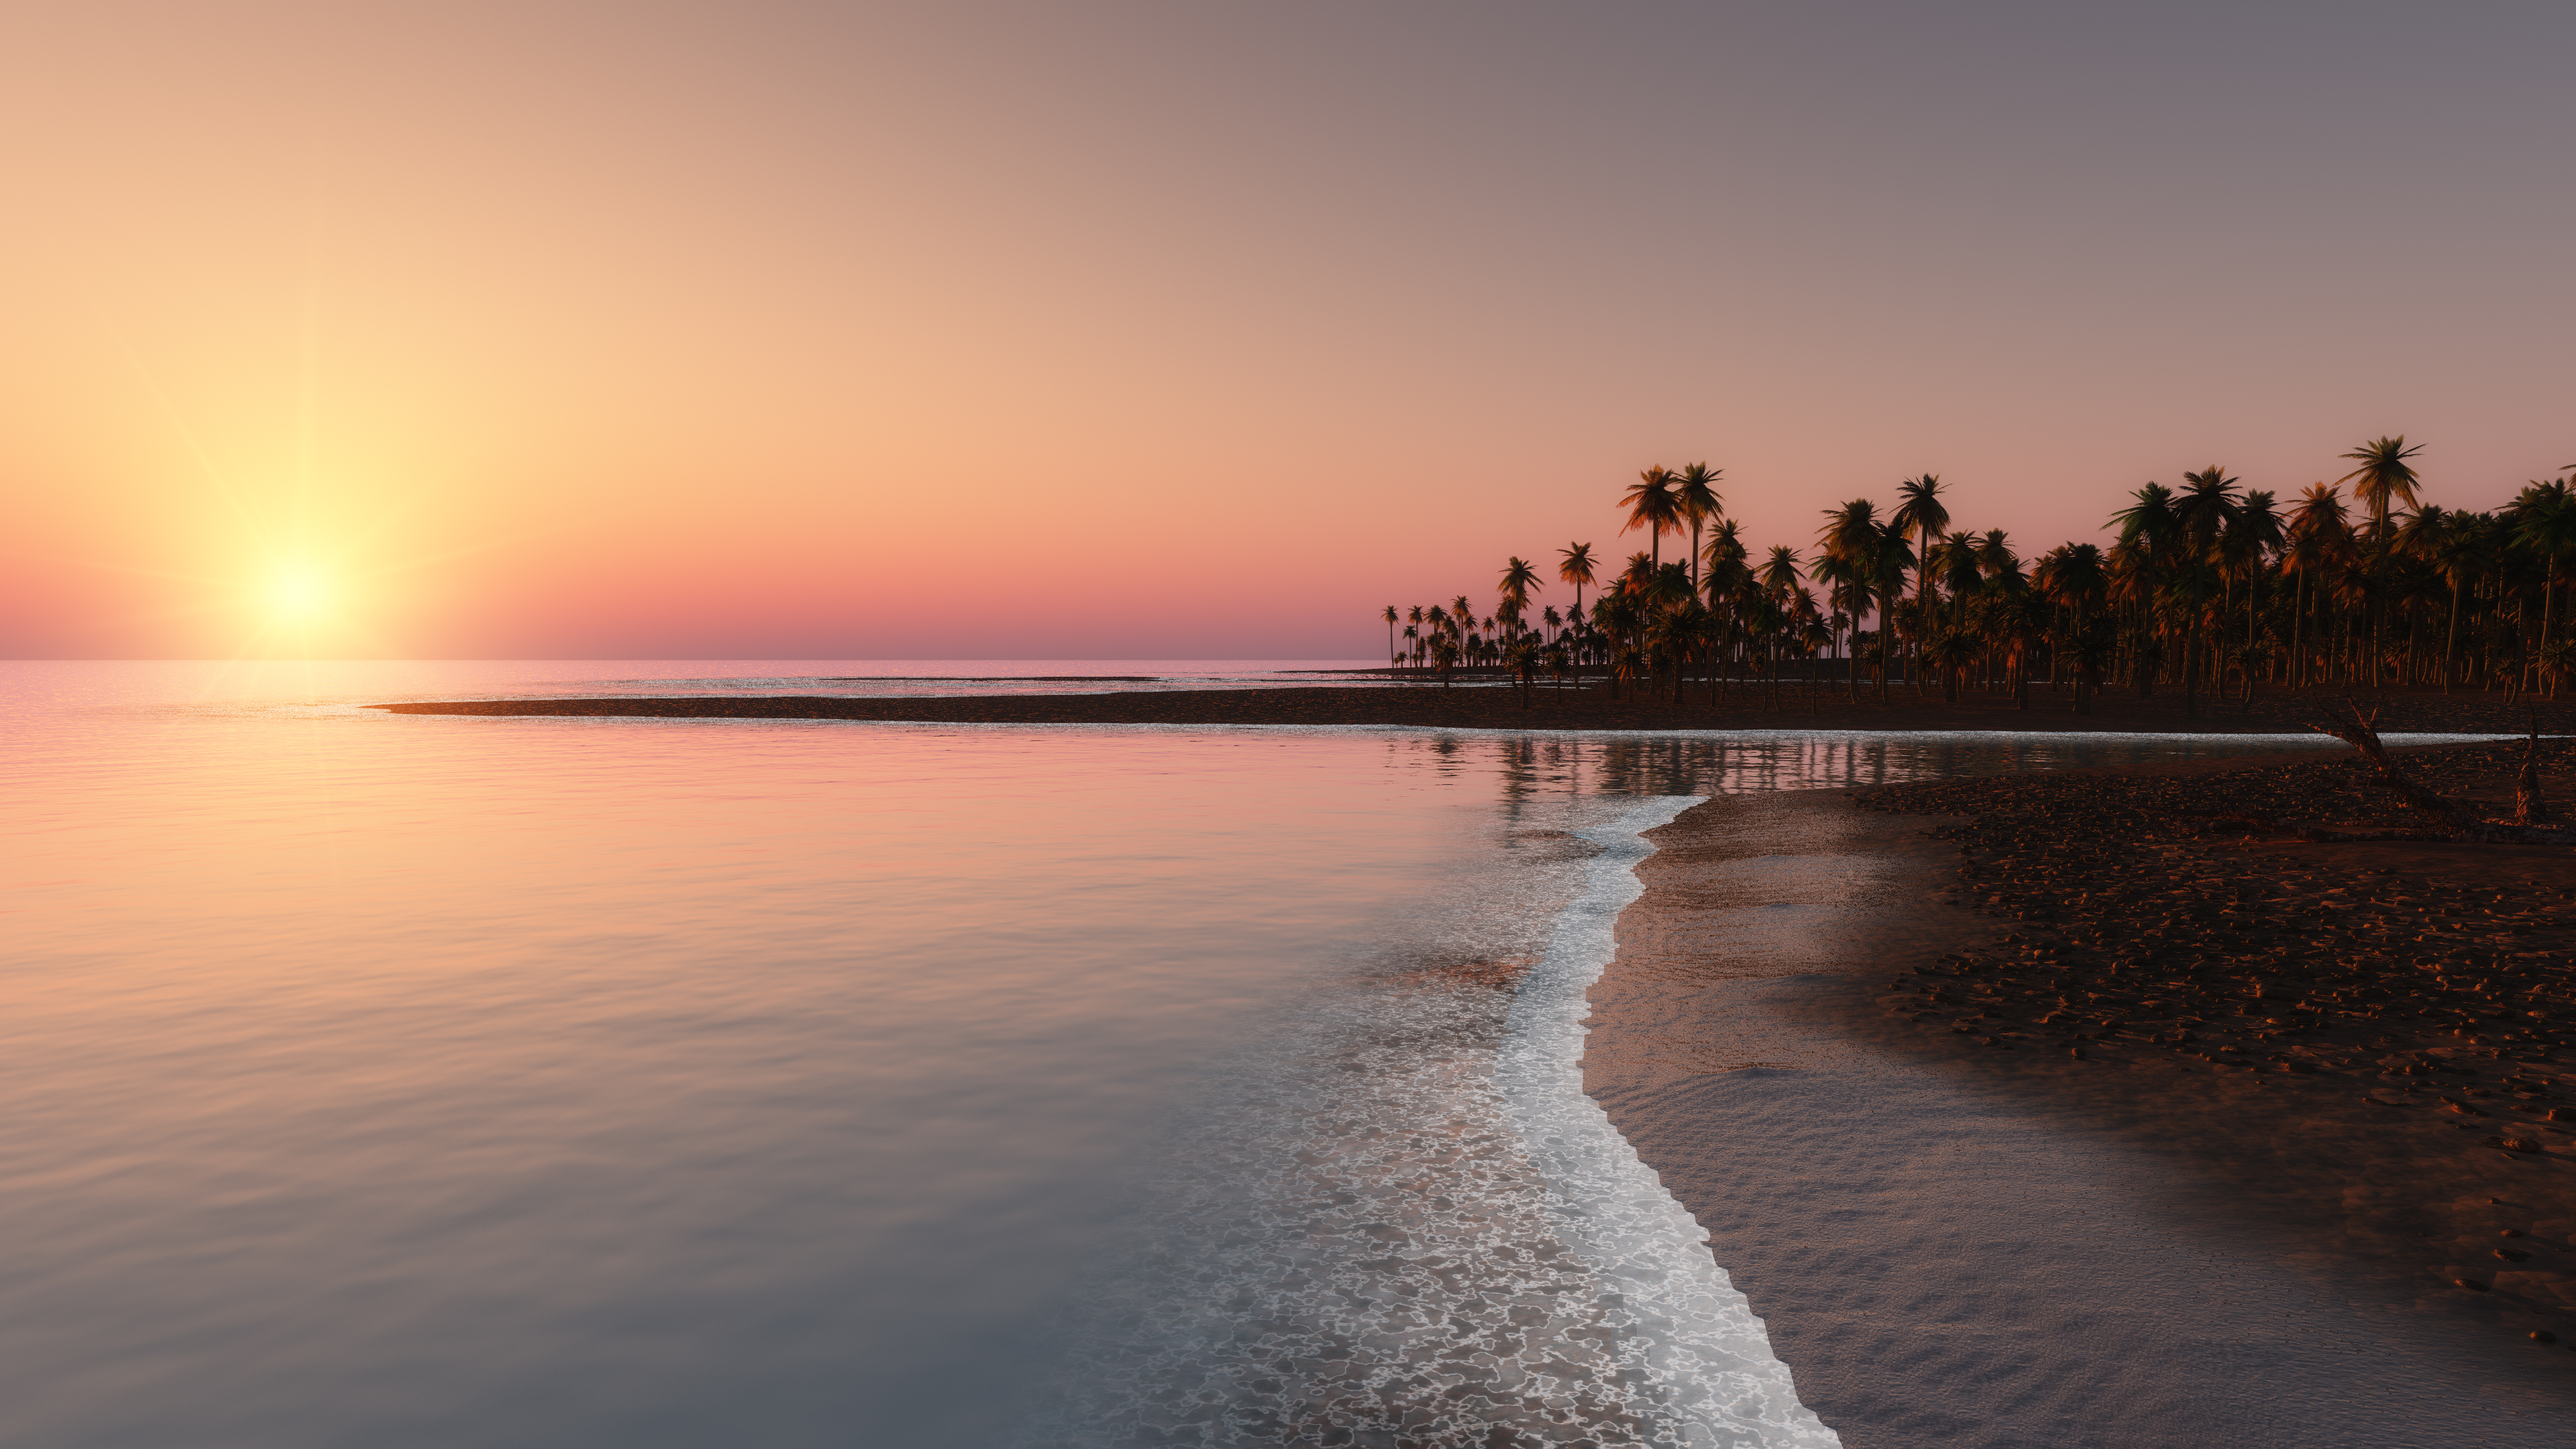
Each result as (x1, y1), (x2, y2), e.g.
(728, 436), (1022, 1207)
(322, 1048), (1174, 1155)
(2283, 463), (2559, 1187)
(2308, 700), (2572, 843)
(2457, 1278), (2492, 1291)
(2486, 1136), (2546, 1154)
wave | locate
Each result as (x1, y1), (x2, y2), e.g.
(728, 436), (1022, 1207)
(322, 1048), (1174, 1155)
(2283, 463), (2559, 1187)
(1018, 797), (1834, 1448)
(1496, 798), (1838, 1447)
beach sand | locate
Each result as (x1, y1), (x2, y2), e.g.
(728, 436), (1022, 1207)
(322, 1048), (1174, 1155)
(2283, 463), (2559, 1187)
(1591, 771), (2576, 1446)
(376, 682), (2561, 736)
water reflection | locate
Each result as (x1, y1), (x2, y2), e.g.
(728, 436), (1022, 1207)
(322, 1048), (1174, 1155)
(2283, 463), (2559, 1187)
(1401, 729), (2365, 814)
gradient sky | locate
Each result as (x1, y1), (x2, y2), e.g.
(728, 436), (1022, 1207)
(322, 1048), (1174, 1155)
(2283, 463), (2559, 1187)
(7, 1), (2571, 659)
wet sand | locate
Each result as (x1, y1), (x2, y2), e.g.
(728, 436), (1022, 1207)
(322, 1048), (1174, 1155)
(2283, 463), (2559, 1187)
(376, 683), (2558, 735)
(1591, 771), (2576, 1446)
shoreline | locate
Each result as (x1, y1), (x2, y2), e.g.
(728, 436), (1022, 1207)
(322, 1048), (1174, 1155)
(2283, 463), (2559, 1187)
(1590, 751), (2576, 1443)
(372, 683), (2563, 737)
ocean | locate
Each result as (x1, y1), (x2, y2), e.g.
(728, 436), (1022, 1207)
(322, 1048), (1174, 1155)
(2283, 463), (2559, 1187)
(0, 660), (2400, 1448)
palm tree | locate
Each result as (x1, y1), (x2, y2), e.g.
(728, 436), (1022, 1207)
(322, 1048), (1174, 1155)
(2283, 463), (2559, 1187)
(1506, 636), (1540, 708)
(1558, 543), (1597, 680)
(1430, 635), (1460, 689)
(1869, 521), (1917, 704)
(1499, 557), (1542, 616)
(2065, 614), (2118, 716)
(2280, 484), (2350, 688)
(1382, 605), (1400, 672)
(2109, 482), (2181, 696)
(2511, 479), (2576, 689)
(2337, 436), (2424, 684)
(1620, 466), (1682, 576)
(2417, 511), (2490, 692)
(1807, 550), (1863, 700)
(2339, 436), (2425, 543)
(2169, 466), (2242, 716)
(1891, 475), (1949, 691)
(2036, 541), (2109, 691)
(1672, 464), (1723, 593)
(2220, 490), (2282, 706)
(1817, 498), (1886, 702)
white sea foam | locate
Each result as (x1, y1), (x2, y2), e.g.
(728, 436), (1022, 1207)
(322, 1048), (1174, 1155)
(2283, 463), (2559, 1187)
(1495, 799), (1841, 1449)
(1023, 795), (1840, 1448)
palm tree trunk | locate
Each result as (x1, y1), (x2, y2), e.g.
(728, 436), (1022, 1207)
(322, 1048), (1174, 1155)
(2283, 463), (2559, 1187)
(2183, 620), (2199, 718)
(1846, 606), (1862, 703)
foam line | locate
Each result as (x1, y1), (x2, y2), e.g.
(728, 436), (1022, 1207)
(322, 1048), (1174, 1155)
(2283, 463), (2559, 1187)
(1496, 796), (1843, 1449)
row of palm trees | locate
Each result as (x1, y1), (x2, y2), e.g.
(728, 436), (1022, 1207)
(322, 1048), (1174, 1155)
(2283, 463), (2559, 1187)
(1379, 439), (2576, 714)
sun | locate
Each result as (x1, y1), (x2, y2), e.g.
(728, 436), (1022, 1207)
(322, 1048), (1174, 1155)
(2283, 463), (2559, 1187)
(265, 570), (330, 623)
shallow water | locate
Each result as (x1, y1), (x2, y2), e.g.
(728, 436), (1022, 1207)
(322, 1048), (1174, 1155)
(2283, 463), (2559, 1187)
(0, 661), (2465, 1448)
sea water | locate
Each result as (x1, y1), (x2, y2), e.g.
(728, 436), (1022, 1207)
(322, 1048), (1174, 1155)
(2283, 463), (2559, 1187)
(1, 661), (2389, 1448)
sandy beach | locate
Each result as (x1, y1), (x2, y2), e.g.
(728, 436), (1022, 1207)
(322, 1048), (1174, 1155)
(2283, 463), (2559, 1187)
(376, 682), (2562, 737)
(1587, 749), (2576, 1444)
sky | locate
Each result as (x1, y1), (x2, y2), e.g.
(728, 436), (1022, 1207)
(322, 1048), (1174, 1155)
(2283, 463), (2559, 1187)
(5, 1), (2571, 659)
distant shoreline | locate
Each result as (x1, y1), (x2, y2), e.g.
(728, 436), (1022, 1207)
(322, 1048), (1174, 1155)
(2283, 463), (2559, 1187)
(372, 682), (2553, 736)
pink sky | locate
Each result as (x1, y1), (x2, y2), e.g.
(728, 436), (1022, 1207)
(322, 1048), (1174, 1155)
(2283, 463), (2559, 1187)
(6, 3), (2571, 659)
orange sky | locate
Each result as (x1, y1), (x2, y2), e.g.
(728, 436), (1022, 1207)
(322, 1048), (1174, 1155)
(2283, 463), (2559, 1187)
(6, 3), (2572, 658)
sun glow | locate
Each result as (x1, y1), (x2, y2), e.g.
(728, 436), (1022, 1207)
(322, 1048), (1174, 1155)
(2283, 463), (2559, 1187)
(266, 570), (329, 621)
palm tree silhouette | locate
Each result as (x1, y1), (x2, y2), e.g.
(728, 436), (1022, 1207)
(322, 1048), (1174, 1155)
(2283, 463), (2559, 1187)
(2414, 508), (2490, 691)
(1891, 475), (1949, 691)
(2220, 491), (2282, 706)
(2110, 483), (2181, 697)
(1817, 498), (1886, 702)
(1868, 521), (1916, 704)
(2511, 479), (2576, 688)
(2171, 466), (2243, 716)
(1672, 464), (1723, 593)
(2280, 484), (2349, 688)
(1558, 543), (1597, 682)
(1620, 467), (1682, 576)
(1499, 557), (1542, 616)
(2337, 437), (2424, 684)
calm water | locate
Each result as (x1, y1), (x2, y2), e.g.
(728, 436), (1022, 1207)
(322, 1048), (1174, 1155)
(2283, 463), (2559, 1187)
(1, 661), (2400, 1448)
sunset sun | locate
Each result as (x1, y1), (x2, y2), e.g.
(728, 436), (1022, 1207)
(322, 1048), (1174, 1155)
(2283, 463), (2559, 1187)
(264, 570), (329, 623)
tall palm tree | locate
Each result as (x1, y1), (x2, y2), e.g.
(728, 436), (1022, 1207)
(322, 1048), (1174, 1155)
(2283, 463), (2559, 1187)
(1808, 550), (1864, 701)
(1383, 605), (1400, 672)
(1558, 543), (1597, 680)
(2511, 479), (2576, 686)
(2033, 542), (2092, 693)
(2169, 466), (2242, 716)
(2220, 490), (2282, 705)
(2396, 504), (2455, 688)
(2339, 436), (2425, 543)
(2109, 482), (2181, 696)
(1890, 475), (1949, 690)
(2280, 483), (2350, 688)
(1672, 464), (1723, 593)
(1869, 521), (1917, 704)
(1499, 557), (1542, 616)
(1620, 466), (1682, 576)
(2337, 436), (2424, 684)
(1817, 498), (1885, 702)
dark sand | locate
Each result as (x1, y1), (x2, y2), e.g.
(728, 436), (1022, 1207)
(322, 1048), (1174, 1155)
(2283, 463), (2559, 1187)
(1588, 756), (2576, 1446)
(375, 682), (2560, 736)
